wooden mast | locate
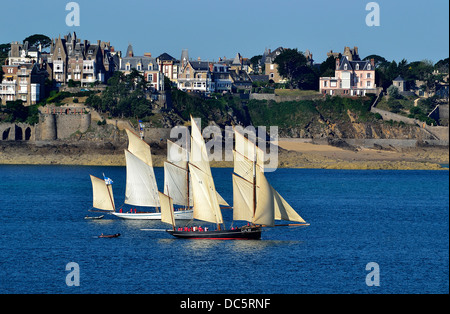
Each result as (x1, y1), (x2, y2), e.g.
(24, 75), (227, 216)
(106, 182), (115, 212)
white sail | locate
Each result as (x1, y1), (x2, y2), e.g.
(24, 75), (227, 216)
(164, 161), (192, 206)
(234, 128), (264, 171)
(189, 163), (224, 225)
(233, 150), (254, 183)
(190, 117), (212, 177)
(124, 149), (160, 207)
(126, 128), (153, 167)
(167, 140), (188, 169)
(272, 186), (306, 223)
(90, 175), (115, 211)
(159, 192), (175, 227)
(253, 169), (275, 226)
(232, 174), (254, 222)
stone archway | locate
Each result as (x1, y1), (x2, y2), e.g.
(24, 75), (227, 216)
(2, 128), (11, 140)
(25, 127), (32, 140)
(15, 125), (23, 141)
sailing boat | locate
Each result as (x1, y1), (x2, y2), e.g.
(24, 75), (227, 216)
(89, 174), (115, 215)
(164, 138), (229, 212)
(112, 128), (193, 220)
(162, 116), (309, 239)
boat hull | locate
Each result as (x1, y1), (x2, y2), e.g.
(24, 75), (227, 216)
(167, 226), (262, 240)
(98, 233), (121, 238)
(111, 209), (193, 220)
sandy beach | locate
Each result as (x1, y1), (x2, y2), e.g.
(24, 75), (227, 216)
(275, 140), (448, 170)
(1, 139), (448, 170)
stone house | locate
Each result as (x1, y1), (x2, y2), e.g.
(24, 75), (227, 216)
(177, 49), (214, 93)
(0, 62), (47, 106)
(48, 32), (115, 86)
(263, 47), (286, 83)
(119, 44), (164, 92)
(156, 53), (178, 83)
(392, 75), (406, 93)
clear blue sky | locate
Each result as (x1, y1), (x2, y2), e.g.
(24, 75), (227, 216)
(1, 0), (448, 64)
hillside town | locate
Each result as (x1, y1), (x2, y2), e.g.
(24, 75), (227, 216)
(0, 32), (448, 157)
(1, 32), (448, 105)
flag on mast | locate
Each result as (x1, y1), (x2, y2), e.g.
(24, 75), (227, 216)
(103, 173), (114, 185)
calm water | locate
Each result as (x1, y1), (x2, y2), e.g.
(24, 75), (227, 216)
(0, 165), (448, 294)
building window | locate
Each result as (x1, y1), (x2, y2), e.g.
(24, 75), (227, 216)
(356, 64), (359, 70)
(367, 81), (371, 87)
(344, 64), (348, 70)
(366, 73), (371, 78)
(323, 81), (327, 87)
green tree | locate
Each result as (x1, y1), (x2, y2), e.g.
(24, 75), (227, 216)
(23, 34), (51, 49)
(363, 54), (389, 68)
(274, 48), (318, 90)
(319, 55), (338, 77)
(250, 55), (262, 74)
(434, 58), (449, 74)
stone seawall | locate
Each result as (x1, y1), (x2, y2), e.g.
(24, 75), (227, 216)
(249, 93), (322, 102)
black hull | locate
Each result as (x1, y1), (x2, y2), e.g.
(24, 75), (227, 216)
(167, 226), (261, 240)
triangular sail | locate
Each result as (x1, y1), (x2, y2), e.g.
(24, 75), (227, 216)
(272, 186), (306, 223)
(124, 149), (160, 207)
(159, 192), (175, 227)
(167, 140), (188, 169)
(189, 164), (224, 224)
(253, 169), (275, 226)
(188, 116), (224, 225)
(90, 175), (115, 211)
(190, 117), (212, 177)
(126, 128), (153, 167)
(232, 174), (254, 222)
(234, 128), (265, 171)
(232, 128), (306, 226)
(164, 161), (192, 206)
(233, 150), (254, 183)
(165, 140), (228, 207)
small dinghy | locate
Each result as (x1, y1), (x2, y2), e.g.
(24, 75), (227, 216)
(98, 233), (121, 238)
(85, 215), (104, 220)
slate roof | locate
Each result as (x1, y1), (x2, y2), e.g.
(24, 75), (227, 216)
(189, 60), (210, 71)
(157, 53), (176, 61)
(338, 56), (373, 71)
(120, 55), (158, 71)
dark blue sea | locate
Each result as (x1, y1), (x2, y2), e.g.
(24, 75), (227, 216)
(0, 165), (448, 294)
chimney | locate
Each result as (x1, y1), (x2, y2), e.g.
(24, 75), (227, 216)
(336, 58), (340, 70)
(209, 63), (213, 72)
(198, 57), (201, 61)
(370, 58), (375, 67)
